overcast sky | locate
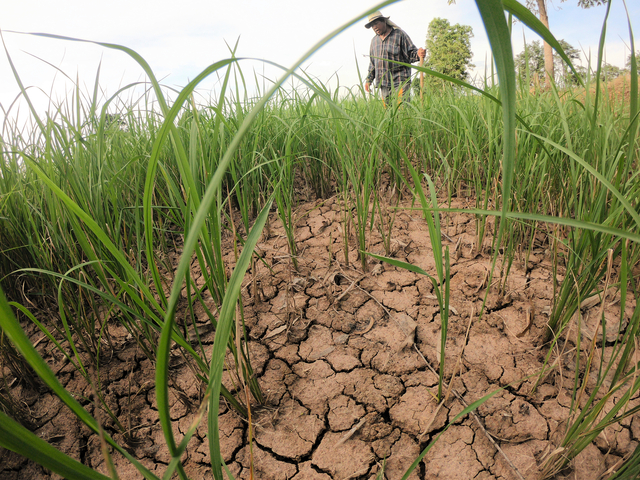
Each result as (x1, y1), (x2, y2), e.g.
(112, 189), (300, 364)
(1, 0), (637, 128)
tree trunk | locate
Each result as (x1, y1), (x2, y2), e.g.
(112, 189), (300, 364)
(536, 0), (554, 88)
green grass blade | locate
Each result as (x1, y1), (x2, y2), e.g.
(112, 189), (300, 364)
(0, 287), (160, 480)
(141, 57), (236, 311)
(527, 131), (640, 228)
(207, 198), (273, 479)
(401, 386), (507, 480)
(624, 1), (638, 167)
(474, 0), (516, 244)
(591, 1), (613, 131)
(424, 206), (640, 244)
(366, 252), (430, 277)
(152, 5), (401, 477)
(0, 410), (110, 480)
(19, 155), (163, 315)
(0, 32), (47, 133)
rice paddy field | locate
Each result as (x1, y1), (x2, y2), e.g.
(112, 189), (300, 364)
(1, 1), (639, 479)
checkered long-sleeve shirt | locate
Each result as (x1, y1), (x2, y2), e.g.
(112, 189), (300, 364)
(366, 28), (420, 89)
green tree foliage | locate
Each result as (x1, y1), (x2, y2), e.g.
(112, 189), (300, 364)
(601, 63), (624, 81)
(516, 39), (625, 88)
(515, 40), (545, 86)
(447, 0), (606, 86)
(515, 39), (580, 87)
(571, 0), (607, 6)
(424, 17), (474, 82)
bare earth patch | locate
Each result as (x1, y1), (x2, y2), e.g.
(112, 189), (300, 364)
(2, 193), (638, 479)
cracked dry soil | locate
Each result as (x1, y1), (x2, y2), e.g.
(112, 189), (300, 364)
(2, 192), (640, 480)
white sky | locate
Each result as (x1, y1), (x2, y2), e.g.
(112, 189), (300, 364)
(0, 0), (637, 128)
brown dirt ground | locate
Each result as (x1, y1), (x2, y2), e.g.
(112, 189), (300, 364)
(1, 188), (639, 480)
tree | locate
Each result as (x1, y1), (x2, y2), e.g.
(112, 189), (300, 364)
(601, 63), (623, 81)
(524, 0), (606, 88)
(515, 39), (580, 87)
(447, 0), (606, 87)
(515, 40), (545, 86)
(554, 40), (581, 85)
(424, 18), (474, 82)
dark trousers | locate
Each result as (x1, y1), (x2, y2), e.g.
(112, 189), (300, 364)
(379, 81), (411, 106)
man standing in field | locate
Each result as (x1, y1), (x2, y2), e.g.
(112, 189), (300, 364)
(364, 10), (426, 105)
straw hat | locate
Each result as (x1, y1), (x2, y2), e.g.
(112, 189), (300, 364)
(365, 10), (398, 29)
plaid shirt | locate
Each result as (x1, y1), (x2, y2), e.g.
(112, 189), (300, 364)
(366, 28), (420, 89)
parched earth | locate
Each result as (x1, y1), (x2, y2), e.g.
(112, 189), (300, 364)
(2, 192), (639, 480)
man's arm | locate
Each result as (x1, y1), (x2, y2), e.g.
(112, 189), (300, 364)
(401, 31), (426, 64)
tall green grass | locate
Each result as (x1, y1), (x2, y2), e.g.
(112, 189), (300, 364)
(0, 0), (639, 478)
